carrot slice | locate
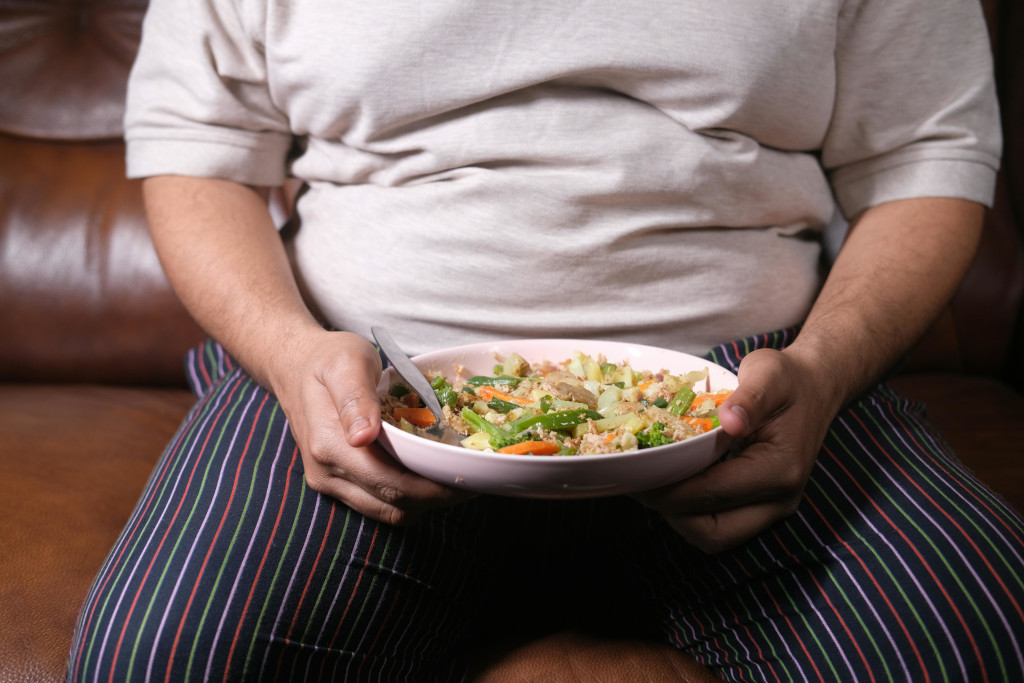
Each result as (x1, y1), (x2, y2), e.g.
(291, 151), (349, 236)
(393, 407), (437, 428)
(497, 440), (560, 456)
(681, 417), (715, 432)
(476, 386), (532, 406)
(688, 391), (732, 413)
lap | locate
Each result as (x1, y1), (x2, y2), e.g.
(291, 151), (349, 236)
(69, 336), (1024, 683)
(631, 334), (1024, 682)
(67, 347), (497, 681)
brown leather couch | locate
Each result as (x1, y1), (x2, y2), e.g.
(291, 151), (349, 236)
(1, 1), (1021, 681)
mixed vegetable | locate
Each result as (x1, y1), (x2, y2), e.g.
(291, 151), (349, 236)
(381, 350), (732, 456)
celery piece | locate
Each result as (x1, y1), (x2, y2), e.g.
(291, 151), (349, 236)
(667, 385), (696, 416)
(460, 407), (509, 440)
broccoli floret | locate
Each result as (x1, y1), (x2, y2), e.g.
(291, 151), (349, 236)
(488, 432), (535, 451)
(637, 422), (674, 449)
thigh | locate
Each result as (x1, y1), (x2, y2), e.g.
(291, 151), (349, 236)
(67, 343), (496, 682)
(635, 338), (1024, 682)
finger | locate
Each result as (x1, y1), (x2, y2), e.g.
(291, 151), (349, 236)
(337, 444), (472, 508)
(306, 442), (475, 525)
(308, 473), (422, 526)
(718, 348), (790, 439)
(320, 343), (384, 448)
(662, 499), (800, 555)
(314, 472), (470, 526)
(635, 436), (804, 513)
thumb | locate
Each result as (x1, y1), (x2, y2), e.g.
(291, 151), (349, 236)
(323, 338), (384, 448)
(717, 348), (786, 439)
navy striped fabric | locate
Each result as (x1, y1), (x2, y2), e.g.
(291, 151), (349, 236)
(67, 332), (1024, 681)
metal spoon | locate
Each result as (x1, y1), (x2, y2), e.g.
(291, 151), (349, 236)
(371, 327), (465, 447)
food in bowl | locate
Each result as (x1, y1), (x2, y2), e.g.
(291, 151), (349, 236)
(381, 349), (732, 456)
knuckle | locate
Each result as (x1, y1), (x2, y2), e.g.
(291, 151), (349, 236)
(335, 386), (379, 420)
(377, 482), (404, 506)
(775, 452), (810, 493)
(697, 488), (723, 511)
(779, 463), (806, 492)
(305, 437), (336, 467)
(375, 474), (417, 509)
(303, 470), (328, 493)
(776, 496), (802, 519)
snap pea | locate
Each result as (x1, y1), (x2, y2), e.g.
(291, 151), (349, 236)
(487, 397), (520, 414)
(430, 375), (459, 409)
(509, 408), (603, 435)
(465, 375), (522, 388)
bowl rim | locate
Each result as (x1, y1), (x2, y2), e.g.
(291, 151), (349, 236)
(377, 337), (737, 461)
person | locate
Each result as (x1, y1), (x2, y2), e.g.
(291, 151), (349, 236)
(68, 0), (1024, 680)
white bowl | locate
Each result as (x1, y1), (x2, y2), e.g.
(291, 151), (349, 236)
(375, 338), (738, 499)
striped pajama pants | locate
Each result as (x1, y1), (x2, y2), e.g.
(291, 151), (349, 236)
(67, 331), (1024, 682)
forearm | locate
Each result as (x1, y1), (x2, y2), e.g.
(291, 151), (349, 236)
(646, 197), (984, 551)
(143, 175), (325, 390)
(787, 196), (984, 408)
(143, 174), (460, 521)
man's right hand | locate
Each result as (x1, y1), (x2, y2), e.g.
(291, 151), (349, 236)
(143, 175), (470, 525)
(268, 330), (472, 525)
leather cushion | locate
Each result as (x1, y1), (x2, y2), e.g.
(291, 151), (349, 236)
(0, 0), (147, 140)
(0, 384), (195, 681)
(0, 135), (203, 385)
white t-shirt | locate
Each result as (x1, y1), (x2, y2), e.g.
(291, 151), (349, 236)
(124, 0), (1000, 356)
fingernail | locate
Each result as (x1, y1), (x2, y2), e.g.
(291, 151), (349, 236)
(727, 404), (749, 430)
(348, 416), (371, 437)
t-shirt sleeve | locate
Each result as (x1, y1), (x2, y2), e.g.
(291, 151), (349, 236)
(124, 0), (291, 186)
(822, 0), (1002, 219)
